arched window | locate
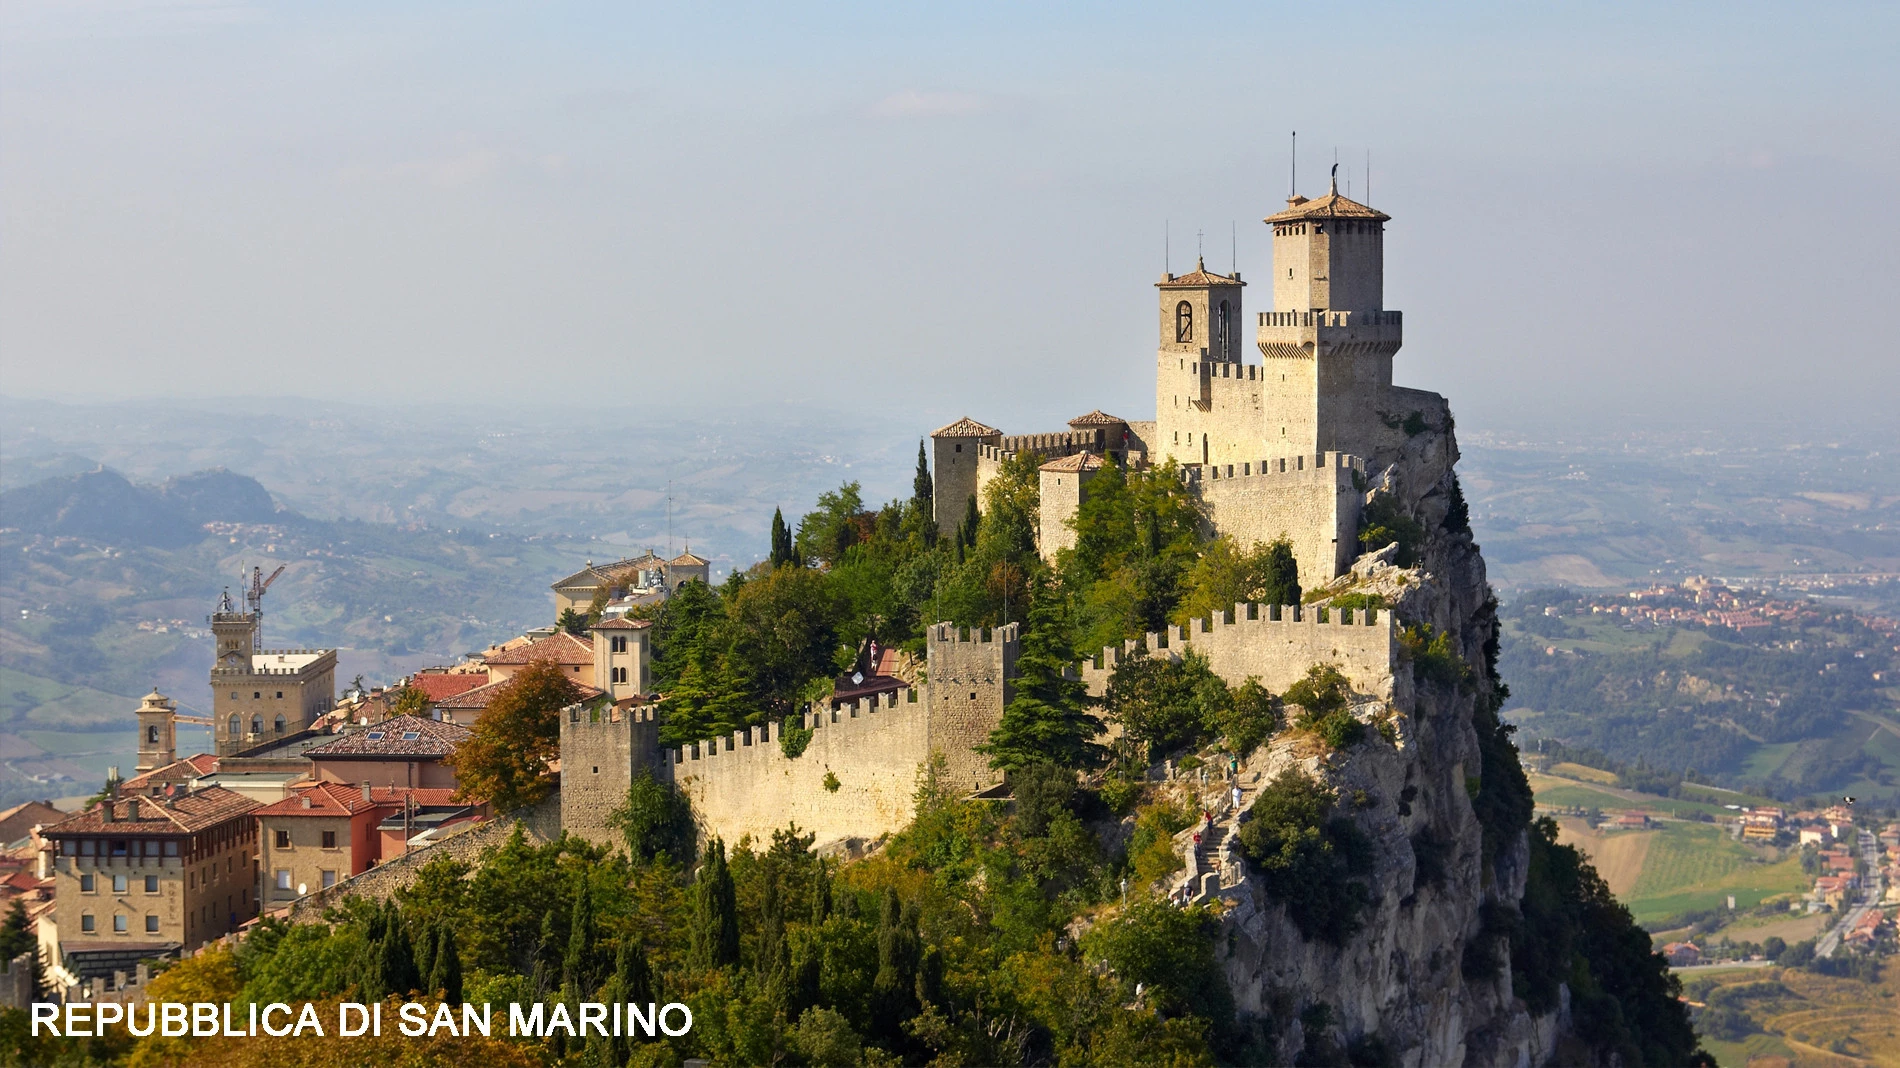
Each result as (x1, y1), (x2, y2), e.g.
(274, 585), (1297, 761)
(1175, 300), (1193, 343)
(227, 715), (240, 738)
(250, 715), (262, 736)
(1217, 300), (1231, 355)
(274, 715), (286, 734)
(147, 725), (160, 744)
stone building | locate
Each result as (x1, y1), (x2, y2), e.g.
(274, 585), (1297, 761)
(39, 786), (260, 979)
(551, 550), (711, 616)
(932, 176), (1422, 594)
(208, 590), (337, 757)
(301, 714), (470, 791)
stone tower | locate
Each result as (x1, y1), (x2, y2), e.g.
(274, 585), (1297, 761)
(206, 586), (338, 756)
(209, 587), (257, 667)
(1257, 175), (1404, 457)
(1153, 258), (1248, 469)
(135, 688), (177, 773)
(930, 417), (1002, 535)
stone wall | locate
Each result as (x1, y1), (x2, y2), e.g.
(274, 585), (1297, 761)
(286, 794), (561, 920)
(1194, 452), (1363, 592)
(1079, 602), (1398, 705)
(669, 692), (931, 852)
(924, 623), (1017, 796)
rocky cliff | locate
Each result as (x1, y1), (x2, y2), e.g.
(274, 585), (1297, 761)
(1181, 396), (1701, 1066)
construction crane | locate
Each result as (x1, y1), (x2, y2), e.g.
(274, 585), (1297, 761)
(245, 565), (286, 651)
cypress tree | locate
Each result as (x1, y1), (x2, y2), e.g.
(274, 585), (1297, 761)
(430, 925), (463, 1005)
(811, 858), (832, 925)
(616, 937), (655, 1006)
(770, 508), (796, 568)
(414, 919), (437, 992)
(692, 838), (740, 969)
(530, 911), (560, 998)
(959, 494), (980, 549)
(564, 876), (602, 997)
(913, 440), (933, 512)
(379, 902), (419, 996)
(1261, 537), (1301, 608)
(978, 574), (1106, 771)
(871, 888), (919, 1036)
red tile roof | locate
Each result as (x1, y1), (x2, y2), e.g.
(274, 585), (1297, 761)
(43, 786), (258, 837)
(1155, 257), (1245, 288)
(122, 754), (219, 793)
(304, 715), (471, 759)
(253, 782), (463, 817)
(1040, 452), (1104, 473)
(482, 631), (594, 667)
(1067, 410), (1127, 427)
(404, 673), (489, 702)
(1265, 187), (1389, 223)
(931, 417), (1001, 439)
(592, 617), (652, 631)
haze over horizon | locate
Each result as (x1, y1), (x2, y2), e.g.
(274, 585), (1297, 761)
(4, 1), (1896, 435)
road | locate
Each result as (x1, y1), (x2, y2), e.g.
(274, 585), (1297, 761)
(1816, 828), (1883, 959)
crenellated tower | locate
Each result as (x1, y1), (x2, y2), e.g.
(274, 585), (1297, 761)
(1257, 174), (1404, 457)
(1153, 258), (1248, 469)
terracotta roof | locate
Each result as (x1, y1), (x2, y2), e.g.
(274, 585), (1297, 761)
(404, 673), (489, 702)
(0, 801), (64, 843)
(1156, 257), (1245, 288)
(483, 631), (594, 667)
(42, 786), (258, 837)
(1067, 410), (1127, 427)
(122, 754), (220, 793)
(253, 782), (464, 818)
(436, 680), (506, 711)
(669, 551), (709, 567)
(304, 715), (471, 759)
(1040, 452), (1105, 473)
(591, 617), (653, 631)
(931, 417), (1001, 439)
(1265, 185), (1389, 223)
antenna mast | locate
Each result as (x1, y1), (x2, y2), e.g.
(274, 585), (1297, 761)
(1290, 131), (1296, 196)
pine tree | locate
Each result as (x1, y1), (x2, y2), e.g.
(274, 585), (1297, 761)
(564, 876), (602, 997)
(979, 575), (1106, 771)
(430, 925), (463, 1005)
(757, 857), (791, 1014)
(870, 888), (919, 1038)
(692, 838), (740, 969)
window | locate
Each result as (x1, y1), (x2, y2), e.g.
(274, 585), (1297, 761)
(251, 715), (262, 734)
(611, 635), (627, 653)
(612, 667), (627, 684)
(144, 840), (159, 857)
(401, 731), (421, 741)
(164, 841), (178, 857)
(252, 692), (260, 700)
(1217, 300), (1231, 354)
(1175, 300), (1194, 343)
(113, 914), (127, 933)
(61, 840), (74, 856)
(274, 715), (286, 733)
(321, 830), (336, 849)
(81, 914), (94, 933)
(366, 731), (385, 741)
(144, 875), (159, 894)
(79, 874), (94, 893)
(275, 829), (290, 849)
(113, 875), (128, 894)
(147, 725), (159, 743)
(275, 869), (292, 891)
(275, 691), (283, 699)
(146, 915), (160, 933)
(227, 715), (240, 737)
(320, 870), (337, 889)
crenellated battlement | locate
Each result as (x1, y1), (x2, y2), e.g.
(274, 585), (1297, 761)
(928, 622), (1021, 647)
(996, 429), (1101, 456)
(1181, 451), (1363, 485)
(1258, 310), (1402, 329)
(1077, 600), (1398, 702)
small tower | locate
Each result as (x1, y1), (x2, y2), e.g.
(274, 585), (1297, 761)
(930, 417), (1003, 535)
(209, 587), (257, 670)
(1157, 257), (1246, 363)
(1153, 258), (1245, 469)
(135, 688), (177, 773)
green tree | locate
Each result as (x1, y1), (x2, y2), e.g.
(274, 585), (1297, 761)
(429, 925), (462, 1003)
(1101, 647), (1226, 757)
(1233, 772), (1373, 945)
(375, 901), (420, 996)
(1283, 664), (1362, 749)
(979, 576), (1106, 771)
(556, 607), (589, 636)
(694, 838), (740, 969)
(770, 507), (797, 568)
(912, 441), (933, 528)
(796, 481), (866, 567)
(563, 875), (603, 996)
(1218, 678), (1278, 756)
(388, 685), (432, 717)
(445, 658), (577, 811)
(606, 767), (695, 863)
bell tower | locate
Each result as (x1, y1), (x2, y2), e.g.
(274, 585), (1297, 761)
(135, 688), (177, 773)
(1154, 258), (1245, 468)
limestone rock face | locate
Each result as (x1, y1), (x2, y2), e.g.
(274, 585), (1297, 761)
(1216, 399), (1564, 1066)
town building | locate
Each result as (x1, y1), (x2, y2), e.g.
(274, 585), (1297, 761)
(301, 714), (471, 790)
(39, 786), (260, 980)
(550, 550), (711, 616)
(207, 589), (337, 757)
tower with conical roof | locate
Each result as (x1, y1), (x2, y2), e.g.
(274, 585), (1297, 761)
(1257, 173), (1404, 456)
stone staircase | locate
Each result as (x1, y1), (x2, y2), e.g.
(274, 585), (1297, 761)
(1171, 770), (1259, 905)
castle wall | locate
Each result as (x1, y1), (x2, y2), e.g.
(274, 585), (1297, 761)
(559, 704), (662, 848)
(1078, 603), (1398, 704)
(924, 622), (1018, 795)
(671, 694), (930, 851)
(1193, 452), (1363, 593)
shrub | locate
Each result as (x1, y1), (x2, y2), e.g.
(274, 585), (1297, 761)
(822, 771), (841, 793)
(1283, 665), (1362, 750)
(1234, 772), (1373, 944)
(780, 714), (814, 758)
(1400, 624), (1467, 686)
(1357, 493), (1425, 567)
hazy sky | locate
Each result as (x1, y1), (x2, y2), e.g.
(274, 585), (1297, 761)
(3, 1), (1895, 434)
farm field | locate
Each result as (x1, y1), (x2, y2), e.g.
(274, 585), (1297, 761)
(1553, 817), (1653, 897)
(1689, 966), (1900, 1067)
(1625, 822), (1807, 924)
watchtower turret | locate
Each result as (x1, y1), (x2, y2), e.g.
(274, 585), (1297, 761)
(135, 688), (177, 773)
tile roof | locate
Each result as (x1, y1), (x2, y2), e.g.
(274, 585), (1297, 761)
(253, 782), (463, 817)
(42, 786), (258, 837)
(303, 715), (471, 759)
(435, 680), (507, 711)
(403, 672), (490, 702)
(1067, 410), (1127, 427)
(1156, 257), (1245, 288)
(931, 417), (1001, 439)
(669, 551), (709, 567)
(122, 754), (220, 793)
(1040, 452), (1105, 473)
(1265, 185), (1389, 223)
(592, 617), (653, 631)
(482, 631), (594, 667)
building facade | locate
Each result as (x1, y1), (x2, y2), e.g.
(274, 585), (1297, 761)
(208, 592), (337, 757)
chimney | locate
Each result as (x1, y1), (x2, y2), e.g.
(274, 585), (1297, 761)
(300, 794), (311, 810)
(362, 781), (373, 804)
(102, 802), (115, 824)
(127, 799), (140, 821)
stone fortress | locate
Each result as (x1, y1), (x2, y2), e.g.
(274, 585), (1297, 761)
(562, 174), (1437, 851)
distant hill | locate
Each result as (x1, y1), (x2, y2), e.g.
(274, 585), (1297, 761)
(0, 467), (284, 548)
